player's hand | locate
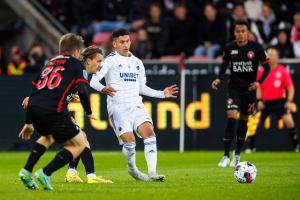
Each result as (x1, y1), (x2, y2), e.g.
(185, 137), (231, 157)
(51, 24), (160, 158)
(22, 97), (30, 109)
(284, 101), (293, 110)
(164, 84), (179, 98)
(18, 124), (34, 140)
(248, 82), (259, 91)
(211, 79), (221, 90)
(101, 86), (117, 97)
(87, 113), (97, 120)
(257, 100), (265, 111)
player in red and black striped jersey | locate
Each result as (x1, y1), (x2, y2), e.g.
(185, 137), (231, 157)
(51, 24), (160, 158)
(18, 34), (94, 190)
(211, 20), (270, 168)
(29, 53), (92, 114)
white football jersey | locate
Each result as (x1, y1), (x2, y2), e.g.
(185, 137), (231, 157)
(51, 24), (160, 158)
(96, 51), (146, 110)
(90, 51), (164, 113)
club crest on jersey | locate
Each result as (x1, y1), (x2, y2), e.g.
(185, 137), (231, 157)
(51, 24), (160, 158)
(136, 65), (140, 70)
(247, 51), (254, 59)
(83, 70), (88, 80)
(118, 64), (122, 68)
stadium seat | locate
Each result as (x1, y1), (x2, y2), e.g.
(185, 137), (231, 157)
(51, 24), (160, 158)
(187, 56), (211, 61)
(159, 55), (182, 61)
(92, 32), (111, 46)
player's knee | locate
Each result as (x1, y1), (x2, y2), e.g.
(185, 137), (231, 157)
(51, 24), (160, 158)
(123, 141), (136, 151)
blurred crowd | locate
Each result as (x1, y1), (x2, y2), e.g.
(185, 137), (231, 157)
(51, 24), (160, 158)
(1, 0), (300, 75)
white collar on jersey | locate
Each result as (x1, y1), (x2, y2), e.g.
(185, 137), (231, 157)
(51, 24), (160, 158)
(115, 50), (133, 58)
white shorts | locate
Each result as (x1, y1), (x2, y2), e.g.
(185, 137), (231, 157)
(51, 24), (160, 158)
(109, 103), (153, 145)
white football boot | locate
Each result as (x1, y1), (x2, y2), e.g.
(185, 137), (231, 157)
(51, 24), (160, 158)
(218, 156), (230, 168)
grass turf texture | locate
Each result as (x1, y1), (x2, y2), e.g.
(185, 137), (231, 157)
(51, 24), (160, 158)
(0, 151), (299, 200)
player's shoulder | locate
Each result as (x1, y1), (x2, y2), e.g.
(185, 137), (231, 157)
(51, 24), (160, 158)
(224, 41), (236, 49)
(102, 51), (118, 66)
(129, 52), (143, 64)
(278, 64), (289, 73)
(67, 56), (85, 69)
(249, 41), (263, 49)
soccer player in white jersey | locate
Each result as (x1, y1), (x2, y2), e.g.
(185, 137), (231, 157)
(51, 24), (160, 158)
(90, 28), (178, 181)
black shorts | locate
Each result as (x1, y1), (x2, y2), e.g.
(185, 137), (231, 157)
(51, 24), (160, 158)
(227, 89), (256, 115)
(26, 106), (80, 143)
(260, 99), (289, 121)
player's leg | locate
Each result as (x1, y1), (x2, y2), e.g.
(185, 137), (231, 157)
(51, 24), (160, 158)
(65, 131), (88, 183)
(282, 113), (299, 152)
(35, 130), (86, 190)
(82, 141), (113, 184)
(232, 94), (256, 167)
(120, 132), (149, 181)
(232, 114), (249, 166)
(137, 122), (164, 181)
(218, 109), (238, 167)
(19, 135), (54, 190)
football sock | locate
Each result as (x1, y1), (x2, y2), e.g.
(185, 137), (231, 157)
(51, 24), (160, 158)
(224, 118), (237, 157)
(43, 148), (73, 176)
(68, 155), (80, 170)
(122, 142), (137, 170)
(235, 119), (248, 155)
(24, 142), (46, 172)
(143, 136), (157, 174)
(81, 147), (95, 175)
(288, 127), (299, 148)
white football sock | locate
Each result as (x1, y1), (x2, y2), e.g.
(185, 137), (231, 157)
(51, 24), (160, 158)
(143, 136), (157, 174)
(122, 142), (137, 170)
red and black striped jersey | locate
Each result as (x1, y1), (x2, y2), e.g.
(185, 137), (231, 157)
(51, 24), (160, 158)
(29, 53), (91, 114)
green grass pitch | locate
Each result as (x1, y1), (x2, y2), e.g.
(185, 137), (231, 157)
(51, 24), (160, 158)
(0, 151), (299, 200)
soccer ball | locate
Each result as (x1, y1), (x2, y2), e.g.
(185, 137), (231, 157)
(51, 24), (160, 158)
(234, 161), (257, 183)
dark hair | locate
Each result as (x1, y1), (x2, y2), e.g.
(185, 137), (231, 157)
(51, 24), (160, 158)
(81, 45), (103, 62)
(233, 20), (250, 30)
(112, 28), (130, 40)
(59, 33), (84, 53)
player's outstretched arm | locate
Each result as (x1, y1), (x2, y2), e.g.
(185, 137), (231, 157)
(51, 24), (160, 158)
(163, 84), (179, 98)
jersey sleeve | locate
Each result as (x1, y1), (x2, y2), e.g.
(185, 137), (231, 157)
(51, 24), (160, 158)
(74, 61), (89, 85)
(217, 44), (230, 79)
(139, 61), (164, 98)
(72, 59), (92, 115)
(257, 44), (268, 64)
(89, 58), (110, 92)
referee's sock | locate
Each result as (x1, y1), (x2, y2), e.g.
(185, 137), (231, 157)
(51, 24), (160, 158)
(288, 127), (299, 149)
(235, 119), (248, 155)
(43, 148), (73, 176)
(24, 142), (46, 172)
